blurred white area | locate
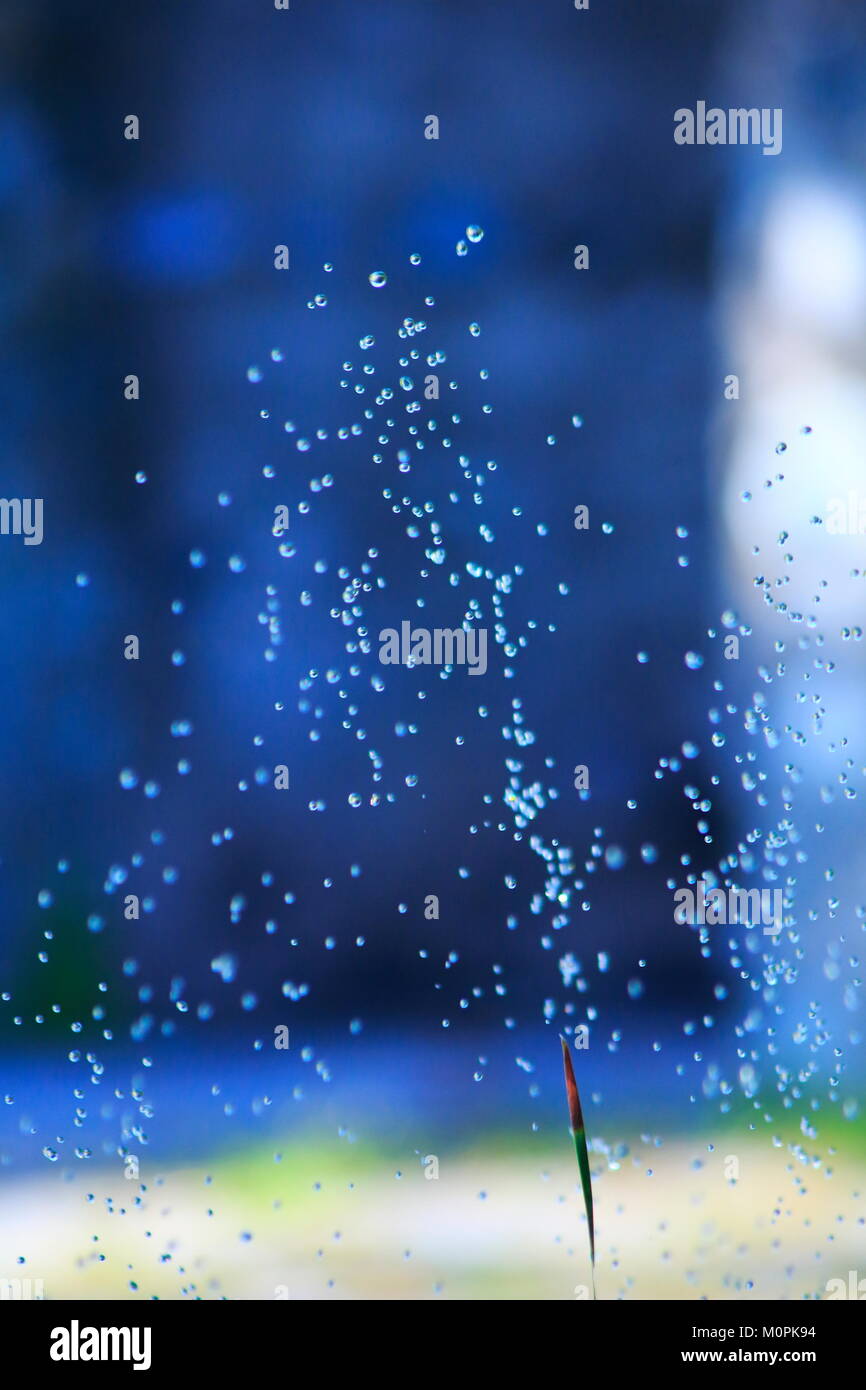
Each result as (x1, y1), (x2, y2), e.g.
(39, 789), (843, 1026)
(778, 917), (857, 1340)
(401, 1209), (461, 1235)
(718, 174), (866, 1044)
(721, 177), (866, 762)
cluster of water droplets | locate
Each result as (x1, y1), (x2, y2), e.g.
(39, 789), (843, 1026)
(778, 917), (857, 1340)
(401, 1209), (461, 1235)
(3, 223), (864, 1298)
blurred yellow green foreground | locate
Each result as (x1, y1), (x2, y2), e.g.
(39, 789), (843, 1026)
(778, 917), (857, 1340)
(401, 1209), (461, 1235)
(3, 1127), (863, 1300)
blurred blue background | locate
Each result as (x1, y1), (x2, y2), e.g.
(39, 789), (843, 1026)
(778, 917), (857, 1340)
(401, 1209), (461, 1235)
(1, 0), (866, 1301)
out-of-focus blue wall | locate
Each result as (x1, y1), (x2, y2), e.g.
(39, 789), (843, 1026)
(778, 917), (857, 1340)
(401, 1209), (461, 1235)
(1, 0), (864, 1070)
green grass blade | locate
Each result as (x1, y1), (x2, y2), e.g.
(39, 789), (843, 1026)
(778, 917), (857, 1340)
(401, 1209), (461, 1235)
(560, 1034), (596, 1293)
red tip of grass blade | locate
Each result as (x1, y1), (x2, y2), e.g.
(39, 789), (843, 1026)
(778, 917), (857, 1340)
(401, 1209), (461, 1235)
(560, 1034), (596, 1294)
